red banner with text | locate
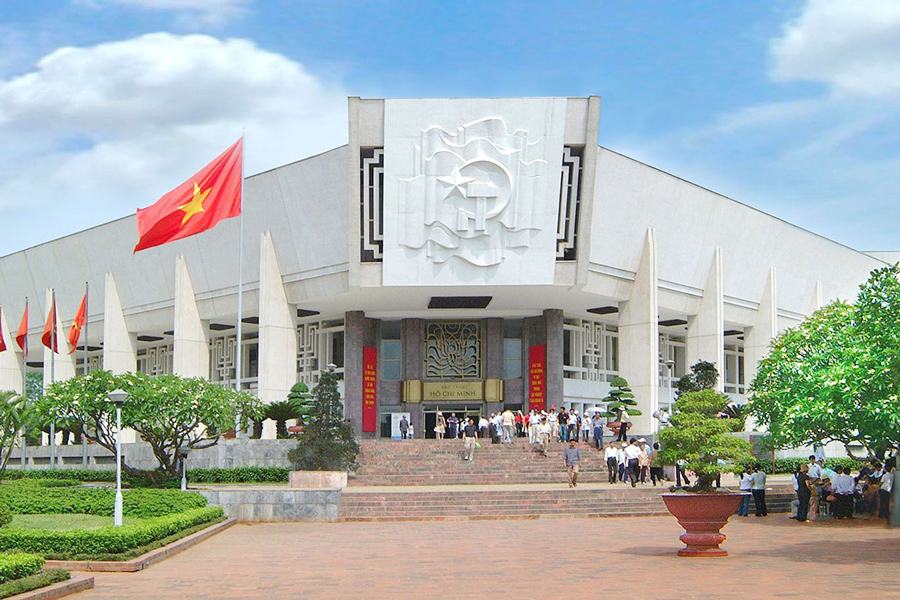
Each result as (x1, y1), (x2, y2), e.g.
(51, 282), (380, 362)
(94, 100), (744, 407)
(528, 345), (546, 412)
(362, 346), (377, 432)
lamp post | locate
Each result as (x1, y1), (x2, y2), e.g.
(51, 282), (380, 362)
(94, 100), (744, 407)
(178, 447), (191, 492)
(108, 389), (127, 527)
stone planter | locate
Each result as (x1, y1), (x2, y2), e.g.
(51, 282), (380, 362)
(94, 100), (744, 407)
(662, 492), (747, 557)
(289, 470), (348, 489)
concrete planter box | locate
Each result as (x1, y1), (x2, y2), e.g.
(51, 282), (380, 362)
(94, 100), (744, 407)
(289, 470), (347, 489)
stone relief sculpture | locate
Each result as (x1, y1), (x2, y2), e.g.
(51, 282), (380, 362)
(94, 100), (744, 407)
(398, 117), (548, 267)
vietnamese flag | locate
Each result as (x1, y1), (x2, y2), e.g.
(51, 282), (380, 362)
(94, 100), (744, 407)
(67, 293), (87, 355)
(42, 295), (58, 354)
(134, 138), (243, 252)
(15, 301), (28, 355)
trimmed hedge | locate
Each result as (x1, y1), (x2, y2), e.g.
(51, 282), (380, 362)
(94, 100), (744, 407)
(0, 485), (207, 518)
(752, 457), (862, 474)
(0, 506), (222, 555)
(0, 508), (9, 529)
(189, 467), (290, 484)
(0, 553), (44, 584)
(4, 470), (115, 482)
(27, 480), (80, 489)
(0, 568), (68, 599)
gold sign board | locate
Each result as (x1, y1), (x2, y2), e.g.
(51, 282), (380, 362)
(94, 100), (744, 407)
(422, 382), (483, 401)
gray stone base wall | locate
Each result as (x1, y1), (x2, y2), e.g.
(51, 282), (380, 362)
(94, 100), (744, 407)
(198, 489), (340, 522)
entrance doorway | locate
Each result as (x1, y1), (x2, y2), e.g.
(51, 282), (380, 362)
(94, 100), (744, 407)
(423, 404), (483, 439)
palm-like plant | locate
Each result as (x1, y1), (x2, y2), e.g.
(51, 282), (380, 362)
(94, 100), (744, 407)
(0, 391), (36, 481)
(266, 401), (304, 439)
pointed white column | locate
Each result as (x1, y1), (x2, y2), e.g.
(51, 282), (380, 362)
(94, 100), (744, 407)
(173, 255), (209, 378)
(808, 280), (823, 316)
(745, 267), (778, 387)
(618, 228), (659, 436)
(42, 288), (75, 390)
(687, 248), (725, 392)
(258, 232), (298, 439)
(102, 273), (137, 374)
(0, 307), (23, 394)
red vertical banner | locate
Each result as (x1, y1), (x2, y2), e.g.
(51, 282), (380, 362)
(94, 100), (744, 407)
(528, 345), (546, 412)
(362, 346), (377, 432)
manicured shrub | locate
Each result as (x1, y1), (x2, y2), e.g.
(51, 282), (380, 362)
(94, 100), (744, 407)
(0, 507), (10, 529)
(25, 480), (80, 489)
(0, 553), (44, 584)
(0, 484), (207, 518)
(0, 568), (68, 599)
(6, 467), (292, 485)
(188, 467), (290, 484)
(0, 507), (222, 555)
(5, 470), (115, 483)
(752, 457), (862, 474)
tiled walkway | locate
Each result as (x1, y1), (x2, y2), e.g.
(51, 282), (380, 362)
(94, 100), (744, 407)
(78, 515), (900, 599)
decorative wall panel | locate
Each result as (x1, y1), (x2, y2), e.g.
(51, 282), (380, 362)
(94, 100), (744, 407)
(136, 345), (172, 376)
(424, 321), (482, 379)
(360, 148), (384, 262)
(557, 146), (583, 260)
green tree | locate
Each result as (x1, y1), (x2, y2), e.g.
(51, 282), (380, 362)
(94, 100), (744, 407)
(288, 369), (359, 472)
(658, 389), (754, 491)
(42, 371), (264, 478)
(675, 360), (719, 398)
(598, 376), (642, 419)
(0, 391), (37, 481)
(750, 265), (900, 458)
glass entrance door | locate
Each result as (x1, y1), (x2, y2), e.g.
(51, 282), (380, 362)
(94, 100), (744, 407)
(423, 404), (483, 439)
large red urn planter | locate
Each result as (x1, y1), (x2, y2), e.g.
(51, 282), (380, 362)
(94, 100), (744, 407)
(662, 493), (747, 557)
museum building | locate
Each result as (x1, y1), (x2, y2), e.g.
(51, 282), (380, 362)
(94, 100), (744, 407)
(0, 96), (891, 439)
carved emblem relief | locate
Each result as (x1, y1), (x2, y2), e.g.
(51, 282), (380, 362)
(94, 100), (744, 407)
(398, 117), (548, 267)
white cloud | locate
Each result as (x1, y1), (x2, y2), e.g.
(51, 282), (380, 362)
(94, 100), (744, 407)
(771, 0), (900, 97)
(0, 33), (347, 254)
(75, 0), (251, 27)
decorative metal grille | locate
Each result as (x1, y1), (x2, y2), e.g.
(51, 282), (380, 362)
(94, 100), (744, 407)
(297, 321), (320, 382)
(563, 317), (618, 381)
(136, 345), (172, 376)
(209, 335), (237, 384)
(557, 146), (583, 260)
(424, 321), (482, 379)
(360, 148), (384, 262)
(297, 319), (345, 385)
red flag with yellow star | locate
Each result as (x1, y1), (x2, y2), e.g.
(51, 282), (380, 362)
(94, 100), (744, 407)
(67, 292), (87, 355)
(134, 138), (243, 252)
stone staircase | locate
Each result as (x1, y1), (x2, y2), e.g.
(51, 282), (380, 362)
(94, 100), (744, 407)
(351, 438), (608, 486)
(339, 487), (797, 522)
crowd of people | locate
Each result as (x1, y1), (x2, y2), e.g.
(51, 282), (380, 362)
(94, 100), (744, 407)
(786, 455), (895, 523)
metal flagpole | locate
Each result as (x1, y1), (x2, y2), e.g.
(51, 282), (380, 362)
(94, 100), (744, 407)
(20, 298), (27, 470)
(234, 131), (245, 435)
(82, 282), (88, 467)
(49, 289), (56, 470)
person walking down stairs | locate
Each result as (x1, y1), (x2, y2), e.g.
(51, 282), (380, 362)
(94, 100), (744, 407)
(462, 418), (479, 462)
(564, 439), (581, 488)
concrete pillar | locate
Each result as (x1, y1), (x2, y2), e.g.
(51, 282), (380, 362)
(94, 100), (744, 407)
(808, 280), (823, 316)
(173, 255), (209, 378)
(544, 309), (564, 411)
(575, 96), (603, 286)
(258, 232), (298, 439)
(745, 267), (777, 387)
(345, 310), (376, 437)
(618, 228), (659, 436)
(686, 248), (725, 392)
(102, 273), (137, 374)
(0, 306), (23, 394)
(401, 319), (422, 383)
(43, 288), (76, 389)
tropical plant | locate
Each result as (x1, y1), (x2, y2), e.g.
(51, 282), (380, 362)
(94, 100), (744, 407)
(749, 265), (900, 458)
(675, 360), (718, 398)
(658, 390), (754, 492)
(598, 376), (641, 418)
(288, 368), (359, 472)
(0, 391), (37, 482)
(265, 401), (302, 439)
(41, 371), (265, 478)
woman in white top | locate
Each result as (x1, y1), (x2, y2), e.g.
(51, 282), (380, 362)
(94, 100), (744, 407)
(737, 470), (753, 516)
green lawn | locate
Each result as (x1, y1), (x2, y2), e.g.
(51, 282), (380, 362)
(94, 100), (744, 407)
(9, 514), (146, 531)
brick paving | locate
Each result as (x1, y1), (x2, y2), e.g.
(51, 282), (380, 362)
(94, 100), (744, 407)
(77, 515), (900, 599)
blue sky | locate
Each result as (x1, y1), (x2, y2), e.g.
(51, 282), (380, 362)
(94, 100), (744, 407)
(0, 0), (898, 255)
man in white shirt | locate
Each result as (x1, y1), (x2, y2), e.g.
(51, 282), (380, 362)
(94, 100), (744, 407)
(750, 464), (768, 517)
(623, 439), (642, 487)
(879, 466), (894, 519)
(832, 467), (855, 519)
(536, 419), (551, 456)
(807, 455), (822, 479)
(616, 444), (627, 484)
(604, 443), (619, 483)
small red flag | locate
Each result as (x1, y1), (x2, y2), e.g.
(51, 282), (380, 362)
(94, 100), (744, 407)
(68, 293), (87, 355)
(15, 302), (28, 354)
(0, 310), (6, 353)
(134, 139), (243, 252)
(42, 296), (58, 354)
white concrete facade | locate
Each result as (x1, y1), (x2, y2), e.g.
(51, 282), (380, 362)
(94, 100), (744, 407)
(0, 96), (891, 439)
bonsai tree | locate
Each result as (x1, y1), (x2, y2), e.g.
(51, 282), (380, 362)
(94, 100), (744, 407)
(288, 382), (315, 424)
(658, 389), (753, 492)
(598, 376), (642, 419)
(0, 391), (36, 481)
(288, 367), (359, 472)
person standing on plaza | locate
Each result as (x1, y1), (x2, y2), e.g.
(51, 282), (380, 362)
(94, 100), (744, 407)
(591, 412), (604, 449)
(649, 442), (664, 486)
(501, 408), (516, 444)
(564, 439), (581, 488)
(479, 415), (489, 438)
(581, 413), (591, 443)
(795, 463), (812, 522)
(547, 410), (558, 443)
(434, 413), (446, 440)
(605, 443), (619, 483)
(462, 418), (478, 461)
(616, 408), (630, 442)
(557, 408), (569, 442)
(569, 408), (579, 443)
(617, 442), (628, 484)
(624, 438), (642, 487)
(879, 464), (894, 520)
(399, 415), (409, 440)
(637, 439), (650, 484)
(832, 467), (855, 519)
(447, 413), (459, 440)
(807, 455), (822, 480)
(537, 417), (551, 456)
(515, 410), (524, 438)
(407, 422), (415, 439)
(737, 469), (753, 516)
(751, 463), (768, 517)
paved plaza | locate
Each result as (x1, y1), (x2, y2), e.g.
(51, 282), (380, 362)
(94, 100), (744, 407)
(78, 515), (900, 599)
